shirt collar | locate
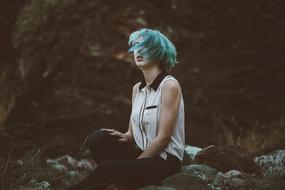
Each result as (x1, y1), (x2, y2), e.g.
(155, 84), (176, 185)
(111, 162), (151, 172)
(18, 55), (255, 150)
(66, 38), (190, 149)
(139, 70), (168, 91)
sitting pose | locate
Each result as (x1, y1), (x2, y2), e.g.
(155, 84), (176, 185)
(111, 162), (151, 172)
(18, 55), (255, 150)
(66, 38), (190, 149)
(67, 28), (185, 190)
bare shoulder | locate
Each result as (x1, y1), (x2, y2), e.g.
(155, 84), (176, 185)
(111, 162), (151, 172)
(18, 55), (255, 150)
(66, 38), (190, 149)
(162, 79), (181, 95)
(161, 79), (181, 107)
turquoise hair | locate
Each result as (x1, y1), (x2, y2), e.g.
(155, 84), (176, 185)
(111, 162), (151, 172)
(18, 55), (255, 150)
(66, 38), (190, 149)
(128, 28), (177, 70)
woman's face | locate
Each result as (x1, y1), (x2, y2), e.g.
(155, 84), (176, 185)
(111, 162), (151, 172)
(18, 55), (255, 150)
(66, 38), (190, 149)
(134, 48), (148, 67)
(132, 37), (150, 68)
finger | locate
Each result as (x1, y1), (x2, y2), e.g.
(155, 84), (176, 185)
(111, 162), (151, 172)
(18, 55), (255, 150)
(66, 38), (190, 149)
(101, 128), (115, 133)
(109, 132), (119, 136)
(101, 128), (112, 132)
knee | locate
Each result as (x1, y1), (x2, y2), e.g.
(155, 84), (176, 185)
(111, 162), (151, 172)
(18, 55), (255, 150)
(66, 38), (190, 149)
(95, 160), (119, 175)
(87, 129), (121, 163)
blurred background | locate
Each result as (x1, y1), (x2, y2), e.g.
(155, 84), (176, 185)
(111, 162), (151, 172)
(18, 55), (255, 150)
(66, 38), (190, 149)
(0, 0), (284, 163)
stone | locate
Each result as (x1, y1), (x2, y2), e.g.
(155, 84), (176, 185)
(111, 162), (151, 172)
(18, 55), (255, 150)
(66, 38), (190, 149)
(225, 177), (247, 189)
(212, 171), (284, 190)
(212, 172), (225, 187)
(75, 159), (97, 171)
(162, 172), (211, 190)
(183, 145), (202, 165)
(255, 150), (285, 177)
(47, 155), (76, 170)
(137, 185), (176, 190)
(224, 170), (241, 177)
(232, 177), (247, 187)
(195, 145), (262, 175)
(182, 164), (218, 183)
(50, 163), (67, 173)
(46, 155), (97, 173)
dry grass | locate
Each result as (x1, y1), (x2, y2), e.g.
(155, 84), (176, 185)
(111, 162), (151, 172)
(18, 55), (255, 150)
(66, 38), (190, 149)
(241, 115), (285, 154)
(0, 64), (22, 127)
(211, 111), (285, 154)
(0, 140), (89, 190)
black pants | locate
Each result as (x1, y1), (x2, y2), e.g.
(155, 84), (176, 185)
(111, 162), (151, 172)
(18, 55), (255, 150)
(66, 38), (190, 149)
(67, 129), (181, 190)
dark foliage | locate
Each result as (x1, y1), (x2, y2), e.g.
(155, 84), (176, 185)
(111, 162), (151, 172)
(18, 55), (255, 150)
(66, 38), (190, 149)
(1, 0), (285, 159)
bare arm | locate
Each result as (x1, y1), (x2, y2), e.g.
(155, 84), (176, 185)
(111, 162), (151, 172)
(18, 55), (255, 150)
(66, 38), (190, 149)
(137, 80), (181, 159)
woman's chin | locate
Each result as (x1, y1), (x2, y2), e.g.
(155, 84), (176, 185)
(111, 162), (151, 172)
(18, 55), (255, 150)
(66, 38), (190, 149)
(136, 61), (149, 67)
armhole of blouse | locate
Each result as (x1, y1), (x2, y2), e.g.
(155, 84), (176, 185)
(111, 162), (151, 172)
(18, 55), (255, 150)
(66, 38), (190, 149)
(132, 82), (141, 104)
(160, 76), (182, 99)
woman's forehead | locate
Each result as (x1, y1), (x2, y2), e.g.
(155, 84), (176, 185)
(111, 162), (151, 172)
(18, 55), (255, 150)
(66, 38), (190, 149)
(136, 36), (143, 42)
(132, 36), (144, 45)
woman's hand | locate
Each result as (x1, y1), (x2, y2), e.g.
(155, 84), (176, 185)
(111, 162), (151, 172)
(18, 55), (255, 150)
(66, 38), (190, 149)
(101, 128), (130, 143)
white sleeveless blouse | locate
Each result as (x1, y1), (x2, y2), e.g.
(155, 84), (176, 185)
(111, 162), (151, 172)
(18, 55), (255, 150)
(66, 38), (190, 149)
(131, 74), (185, 161)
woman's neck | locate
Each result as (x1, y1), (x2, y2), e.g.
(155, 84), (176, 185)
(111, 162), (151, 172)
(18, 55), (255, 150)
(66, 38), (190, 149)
(141, 65), (162, 86)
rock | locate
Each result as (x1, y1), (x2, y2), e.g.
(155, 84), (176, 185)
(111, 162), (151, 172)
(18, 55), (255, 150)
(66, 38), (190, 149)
(195, 145), (262, 175)
(46, 155), (96, 187)
(212, 172), (225, 187)
(17, 178), (52, 190)
(137, 185), (176, 190)
(224, 170), (241, 177)
(212, 170), (285, 190)
(231, 177), (247, 188)
(182, 164), (218, 183)
(224, 176), (247, 189)
(50, 162), (67, 173)
(162, 172), (211, 190)
(213, 171), (249, 190)
(46, 155), (97, 172)
(248, 175), (285, 190)
(75, 159), (97, 171)
(254, 150), (285, 177)
(68, 170), (81, 178)
(183, 145), (202, 165)
(47, 155), (76, 171)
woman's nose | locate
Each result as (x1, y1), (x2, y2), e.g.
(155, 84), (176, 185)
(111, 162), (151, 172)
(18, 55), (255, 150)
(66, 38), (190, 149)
(134, 47), (144, 55)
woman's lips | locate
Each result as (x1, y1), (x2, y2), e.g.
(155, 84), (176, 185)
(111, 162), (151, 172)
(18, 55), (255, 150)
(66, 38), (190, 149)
(136, 55), (143, 61)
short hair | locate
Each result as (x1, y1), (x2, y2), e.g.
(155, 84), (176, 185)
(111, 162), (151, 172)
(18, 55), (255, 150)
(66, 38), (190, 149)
(128, 28), (177, 70)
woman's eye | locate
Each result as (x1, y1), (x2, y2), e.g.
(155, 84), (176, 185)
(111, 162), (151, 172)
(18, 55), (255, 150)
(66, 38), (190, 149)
(132, 42), (139, 46)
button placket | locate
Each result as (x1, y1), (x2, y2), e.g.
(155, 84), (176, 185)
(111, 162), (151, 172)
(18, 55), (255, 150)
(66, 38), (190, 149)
(140, 87), (150, 149)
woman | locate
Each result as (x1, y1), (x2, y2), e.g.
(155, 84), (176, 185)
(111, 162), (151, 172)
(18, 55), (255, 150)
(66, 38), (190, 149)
(67, 28), (185, 190)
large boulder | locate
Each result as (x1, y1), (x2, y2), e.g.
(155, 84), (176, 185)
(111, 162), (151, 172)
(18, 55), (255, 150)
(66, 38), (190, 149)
(195, 145), (262, 175)
(182, 164), (218, 183)
(161, 172), (211, 190)
(255, 150), (285, 177)
(212, 172), (284, 190)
